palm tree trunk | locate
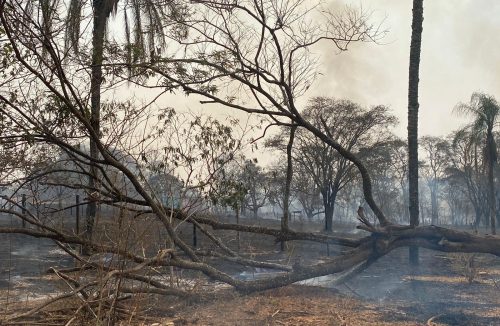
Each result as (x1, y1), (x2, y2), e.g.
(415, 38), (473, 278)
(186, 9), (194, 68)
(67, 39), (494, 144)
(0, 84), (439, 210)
(236, 205), (240, 252)
(487, 130), (496, 234)
(83, 3), (107, 252)
(408, 0), (424, 265)
(252, 206), (258, 219)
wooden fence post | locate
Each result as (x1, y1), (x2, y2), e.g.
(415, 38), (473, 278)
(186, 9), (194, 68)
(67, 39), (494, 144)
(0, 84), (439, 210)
(76, 195), (80, 235)
(21, 194), (26, 228)
(193, 224), (197, 247)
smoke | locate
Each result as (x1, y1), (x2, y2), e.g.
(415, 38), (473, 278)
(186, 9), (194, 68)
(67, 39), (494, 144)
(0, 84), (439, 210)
(307, 0), (500, 138)
(419, 0), (500, 135)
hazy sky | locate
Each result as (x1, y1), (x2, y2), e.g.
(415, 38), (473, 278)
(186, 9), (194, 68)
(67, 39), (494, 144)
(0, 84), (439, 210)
(125, 1), (500, 145)
(313, 0), (500, 137)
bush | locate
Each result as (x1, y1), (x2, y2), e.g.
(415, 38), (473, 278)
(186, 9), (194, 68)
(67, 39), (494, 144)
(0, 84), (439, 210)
(450, 253), (478, 284)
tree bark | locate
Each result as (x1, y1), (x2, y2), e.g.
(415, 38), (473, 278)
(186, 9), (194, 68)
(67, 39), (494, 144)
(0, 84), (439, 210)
(281, 125), (296, 250)
(430, 184), (438, 225)
(408, 0), (424, 265)
(236, 205), (240, 252)
(496, 198), (500, 229)
(324, 193), (337, 233)
(83, 3), (107, 253)
(252, 206), (258, 219)
(487, 130), (496, 234)
(472, 202), (482, 227)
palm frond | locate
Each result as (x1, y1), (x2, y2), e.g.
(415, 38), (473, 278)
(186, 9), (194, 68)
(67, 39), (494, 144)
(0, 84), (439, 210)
(453, 101), (481, 118)
(455, 93), (500, 135)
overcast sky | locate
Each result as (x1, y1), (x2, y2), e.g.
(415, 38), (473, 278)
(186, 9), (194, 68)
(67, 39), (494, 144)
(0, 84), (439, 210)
(125, 0), (500, 149)
(312, 0), (500, 137)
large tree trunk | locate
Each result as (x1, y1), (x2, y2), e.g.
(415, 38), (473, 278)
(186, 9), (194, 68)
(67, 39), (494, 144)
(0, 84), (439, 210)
(281, 125), (297, 250)
(236, 205), (240, 252)
(324, 193), (337, 233)
(83, 4), (107, 253)
(473, 208), (482, 228)
(407, 0), (424, 265)
(487, 130), (496, 234)
(252, 206), (258, 219)
(430, 184), (438, 225)
(496, 198), (500, 229)
(400, 183), (410, 224)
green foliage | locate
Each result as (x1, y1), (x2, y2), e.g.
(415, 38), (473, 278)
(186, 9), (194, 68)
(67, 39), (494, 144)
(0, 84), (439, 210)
(209, 176), (247, 211)
(456, 93), (500, 164)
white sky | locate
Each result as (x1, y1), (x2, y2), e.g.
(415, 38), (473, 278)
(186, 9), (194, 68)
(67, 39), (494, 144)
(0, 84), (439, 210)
(313, 0), (500, 137)
(108, 0), (500, 163)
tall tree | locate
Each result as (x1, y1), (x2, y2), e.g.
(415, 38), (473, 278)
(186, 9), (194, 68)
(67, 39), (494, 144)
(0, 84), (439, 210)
(266, 141), (321, 221)
(293, 166), (323, 220)
(281, 125), (296, 250)
(63, 0), (186, 247)
(420, 136), (449, 225)
(86, 0), (119, 252)
(360, 137), (405, 222)
(455, 93), (500, 234)
(407, 0), (424, 265)
(447, 129), (488, 227)
(241, 160), (270, 218)
(270, 98), (396, 232)
(387, 138), (410, 223)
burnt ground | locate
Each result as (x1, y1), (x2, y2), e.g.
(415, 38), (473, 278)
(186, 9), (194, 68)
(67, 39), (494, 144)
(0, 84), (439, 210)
(1, 214), (500, 325)
(0, 215), (74, 303)
(153, 247), (500, 326)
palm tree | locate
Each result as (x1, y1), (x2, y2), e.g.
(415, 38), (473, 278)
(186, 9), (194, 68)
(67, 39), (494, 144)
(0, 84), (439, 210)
(41, 0), (186, 249)
(407, 0), (424, 265)
(455, 92), (500, 235)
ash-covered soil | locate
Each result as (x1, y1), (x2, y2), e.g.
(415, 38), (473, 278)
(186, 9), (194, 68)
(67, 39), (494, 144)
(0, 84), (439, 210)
(150, 248), (500, 326)
(1, 214), (499, 325)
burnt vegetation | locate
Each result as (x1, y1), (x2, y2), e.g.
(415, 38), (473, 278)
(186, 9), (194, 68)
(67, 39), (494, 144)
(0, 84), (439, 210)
(0, 0), (499, 324)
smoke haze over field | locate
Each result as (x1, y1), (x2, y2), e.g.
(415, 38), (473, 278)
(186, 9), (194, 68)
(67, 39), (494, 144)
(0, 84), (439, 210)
(312, 0), (500, 137)
(110, 0), (500, 150)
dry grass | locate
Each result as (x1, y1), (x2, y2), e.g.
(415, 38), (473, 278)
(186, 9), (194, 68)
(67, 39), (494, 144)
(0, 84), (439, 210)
(403, 275), (473, 284)
(448, 253), (479, 284)
(149, 286), (422, 326)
